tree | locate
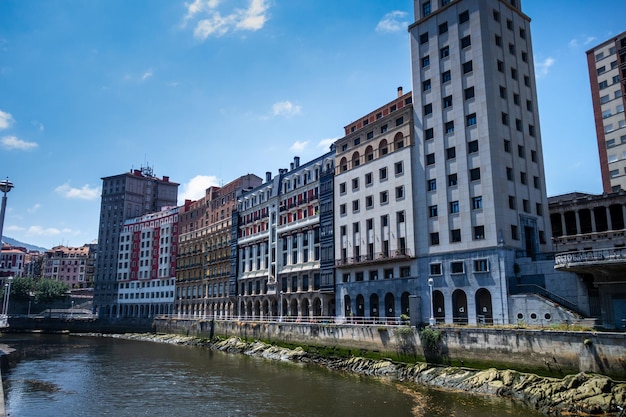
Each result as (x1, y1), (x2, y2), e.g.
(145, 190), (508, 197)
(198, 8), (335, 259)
(10, 277), (36, 301)
(34, 279), (70, 304)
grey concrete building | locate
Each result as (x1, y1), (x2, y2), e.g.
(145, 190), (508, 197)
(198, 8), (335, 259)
(94, 166), (178, 318)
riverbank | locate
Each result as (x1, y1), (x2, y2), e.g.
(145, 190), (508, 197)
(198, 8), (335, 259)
(93, 333), (626, 416)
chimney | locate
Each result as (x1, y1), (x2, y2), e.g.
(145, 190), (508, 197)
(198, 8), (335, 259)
(294, 156), (300, 168)
(290, 162), (294, 171)
(266, 171), (272, 182)
(397, 86), (403, 97)
(162, 176), (169, 182)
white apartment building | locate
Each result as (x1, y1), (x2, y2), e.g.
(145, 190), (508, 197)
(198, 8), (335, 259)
(586, 31), (626, 193)
(334, 89), (416, 321)
(409, 0), (553, 324)
(116, 206), (178, 317)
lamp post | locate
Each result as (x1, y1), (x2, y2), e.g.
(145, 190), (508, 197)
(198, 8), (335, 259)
(279, 291), (283, 323)
(237, 293), (241, 321)
(0, 178), (14, 246)
(2, 276), (13, 318)
(428, 277), (435, 326)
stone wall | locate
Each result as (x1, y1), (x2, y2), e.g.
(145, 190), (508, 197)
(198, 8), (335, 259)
(155, 318), (626, 379)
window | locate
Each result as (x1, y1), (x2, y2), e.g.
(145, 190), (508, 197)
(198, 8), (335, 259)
(508, 43), (516, 55)
(448, 173), (457, 186)
(380, 124), (388, 134)
(429, 205), (438, 217)
(340, 204), (346, 215)
(395, 186), (404, 199)
(428, 179), (437, 191)
(495, 35), (502, 47)
(506, 18), (512, 30)
(395, 116), (404, 126)
(513, 93), (520, 105)
(443, 95), (453, 108)
(422, 55), (430, 67)
(473, 226), (485, 240)
(610, 169), (620, 178)
(506, 167), (513, 181)
(352, 178), (359, 190)
(613, 75), (620, 84)
(600, 95), (610, 104)
(439, 22), (448, 34)
(524, 75), (530, 87)
(440, 45), (450, 59)
(352, 200), (359, 212)
(536, 203), (543, 216)
(339, 182), (346, 194)
(381, 214), (389, 227)
(493, 10), (500, 21)
(442, 70), (451, 83)
(474, 259), (488, 272)
(599, 80), (608, 90)
(426, 153), (435, 165)
(424, 103), (433, 115)
(522, 51), (528, 62)
(597, 66), (606, 75)
(430, 232), (440, 245)
(466, 113), (477, 126)
(367, 131), (374, 139)
(515, 118), (522, 131)
(472, 196), (482, 210)
(511, 67), (518, 80)
(430, 263), (442, 275)
(397, 211), (405, 223)
(366, 195), (373, 208)
(450, 201), (460, 213)
(464, 86), (475, 100)
(445, 121), (455, 133)
(420, 32), (429, 45)
(461, 35), (471, 48)
(470, 168), (480, 181)
(395, 161), (403, 175)
(379, 167), (388, 181)
(497, 60), (504, 72)
(531, 149), (537, 162)
(519, 28), (526, 39)
(522, 199), (530, 213)
(365, 172), (372, 185)
(422, 1), (431, 16)
(504, 139), (511, 152)
(511, 225), (519, 240)
(500, 85), (507, 98)
(446, 146), (456, 159)
(451, 260), (464, 273)
(508, 196), (516, 209)
(468, 140), (479, 153)
(518, 145), (525, 158)
(459, 10), (469, 23)
(380, 191), (388, 204)
(462, 60), (473, 74)
(533, 176), (540, 189)
(501, 112), (508, 125)
(423, 79), (431, 91)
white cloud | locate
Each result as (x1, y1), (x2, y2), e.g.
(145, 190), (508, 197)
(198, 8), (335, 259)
(569, 36), (596, 49)
(31, 120), (44, 131)
(376, 11), (409, 33)
(24, 225), (75, 237)
(0, 110), (13, 130)
(318, 138), (338, 150)
(535, 57), (555, 78)
(290, 140), (308, 153)
(27, 203), (41, 214)
(1, 136), (38, 151)
(55, 183), (100, 200)
(187, 0), (269, 39)
(141, 70), (153, 81)
(178, 175), (219, 204)
(272, 101), (301, 117)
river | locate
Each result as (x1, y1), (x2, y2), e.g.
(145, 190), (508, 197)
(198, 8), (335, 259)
(0, 333), (545, 417)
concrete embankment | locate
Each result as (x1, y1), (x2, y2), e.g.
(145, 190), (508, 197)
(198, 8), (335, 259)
(103, 333), (626, 417)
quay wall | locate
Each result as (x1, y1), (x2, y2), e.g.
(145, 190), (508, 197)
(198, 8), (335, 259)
(155, 318), (626, 379)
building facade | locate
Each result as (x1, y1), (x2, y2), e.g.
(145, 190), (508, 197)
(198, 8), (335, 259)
(334, 88), (416, 322)
(0, 246), (26, 278)
(176, 174), (262, 318)
(408, 0), (553, 324)
(43, 245), (93, 288)
(116, 206), (178, 317)
(94, 166), (179, 317)
(586, 31), (626, 193)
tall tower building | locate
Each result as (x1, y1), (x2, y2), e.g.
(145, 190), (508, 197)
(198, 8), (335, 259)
(409, 0), (552, 324)
(586, 31), (626, 193)
(94, 166), (178, 317)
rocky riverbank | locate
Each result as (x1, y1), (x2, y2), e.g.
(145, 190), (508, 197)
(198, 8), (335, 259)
(97, 333), (626, 416)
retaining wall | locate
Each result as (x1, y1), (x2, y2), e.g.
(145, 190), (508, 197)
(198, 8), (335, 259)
(155, 318), (626, 379)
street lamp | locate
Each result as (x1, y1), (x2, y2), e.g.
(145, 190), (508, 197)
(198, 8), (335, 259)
(0, 178), (14, 245)
(2, 276), (13, 317)
(279, 291), (283, 322)
(70, 300), (74, 319)
(428, 277), (435, 326)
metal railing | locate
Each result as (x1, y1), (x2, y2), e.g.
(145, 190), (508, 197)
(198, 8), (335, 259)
(156, 314), (412, 326)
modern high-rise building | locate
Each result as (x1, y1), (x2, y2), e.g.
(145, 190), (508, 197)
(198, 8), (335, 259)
(408, 0), (552, 324)
(586, 31), (626, 193)
(94, 166), (178, 318)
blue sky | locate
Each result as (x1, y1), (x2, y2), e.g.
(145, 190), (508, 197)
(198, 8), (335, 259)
(0, 0), (624, 250)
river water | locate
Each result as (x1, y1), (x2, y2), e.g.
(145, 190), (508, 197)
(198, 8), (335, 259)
(0, 334), (545, 417)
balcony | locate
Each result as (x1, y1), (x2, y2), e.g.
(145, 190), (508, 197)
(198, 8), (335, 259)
(335, 249), (413, 268)
(555, 247), (626, 270)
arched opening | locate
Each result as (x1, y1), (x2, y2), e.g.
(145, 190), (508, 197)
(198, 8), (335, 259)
(344, 295), (351, 317)
(400, 292), (410, 316)
(246, 300), (253, 317)
(301, 298), (310, 318)
(452, 289), (468, 324)
(289, 299), (299, 318)
(433, 290), (445, 323)
(370, 293), (379, 319)
(262, 299), (269, 318)
(475, 288), (493, 324)
(355, 294), (365, 318)
(384, 292), (395, 320)
(340, 157), (348, 173)
(393, 132), (404, 150)
(271, 299), (278, 318)
(365, 145), (374, 162)
(351, 151), (361, 168)
(312, 297), (322, 317)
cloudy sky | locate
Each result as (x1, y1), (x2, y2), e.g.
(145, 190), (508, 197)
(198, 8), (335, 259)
(0, 0), (624, 249)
